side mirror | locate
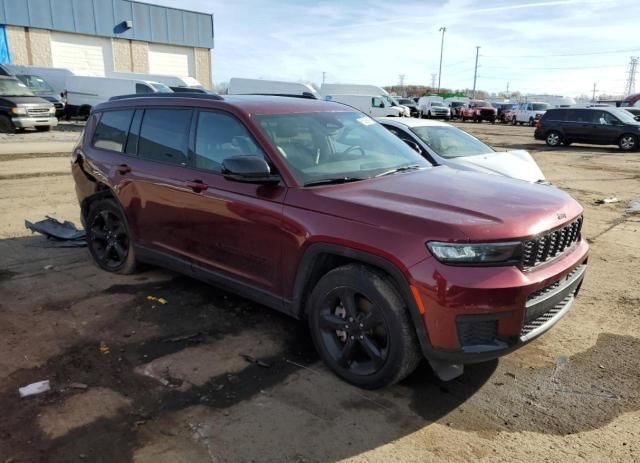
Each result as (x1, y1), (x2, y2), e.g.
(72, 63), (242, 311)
(402, 138), (422, 154)
(221, 155), (280, 184)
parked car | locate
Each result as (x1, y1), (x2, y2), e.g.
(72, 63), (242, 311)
(623, 107), (640, 120)
(448, 101), (467, 119)
(73, 93), (588, 388)
(619, 92), (640, 108)
(378, 117), (546, 183)
(535, 107), (640, 151)
(320, 83), (410, 116)
(512, 102), (550, 126)
(418, 97), (451, 119)
(324, 94), (405, 117)
(395, 98), (419, 117)
(0, 64), (73, 98)
(64, 76), (173, 119)
(0, 76), (57, 133)
(492, 102), (517, 123)
(502, 107), (517, 124)
(460, 100), (497, 123)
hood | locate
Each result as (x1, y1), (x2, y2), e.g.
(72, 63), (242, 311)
(288, 166), (581, 243)
(477, 106), (497, 111)
(0, 95), (53, 106)
(450, 150), (546, 183)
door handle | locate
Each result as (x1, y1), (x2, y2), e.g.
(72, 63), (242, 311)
(116, 164), (131, 175)
(186, 180), (208, 192)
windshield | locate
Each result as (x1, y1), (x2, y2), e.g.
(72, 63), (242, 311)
(450, 102), (464, 107)
(431, 102), (445, 107)
(16, 75), (54, 94)
(410, 125), (494, 158)
(532, 103), (550, 111)
(383, 95), (399, 106)
(255, 111), (431, 185)
(474, 101), (489, 106)
(149, 82), (173, 93)
(397, 99), (414, 105)
(0, 78), (35, 97)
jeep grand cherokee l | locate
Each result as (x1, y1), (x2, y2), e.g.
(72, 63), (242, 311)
(72, 94), (589, 389)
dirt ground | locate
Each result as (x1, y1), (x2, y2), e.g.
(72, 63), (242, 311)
(1, 121), (639, 463)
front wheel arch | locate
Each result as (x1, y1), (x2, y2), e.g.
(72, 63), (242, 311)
(291, 243), (433, 358)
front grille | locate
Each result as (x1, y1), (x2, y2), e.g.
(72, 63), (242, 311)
(481, 109), (495, 116)
(526, 265), (583, 302)
(457, 319), (498, 346)
(521, 217), (582, 269)
(521, 292), (575, 338)
(27, 107), (50, 116)
(54, 103), (64, 109)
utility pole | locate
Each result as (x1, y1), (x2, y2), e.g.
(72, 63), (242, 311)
(624, 57), (639, 96)
(399, 74), (406, 97)
(431, 73), (437, 90)
(472, 46), (480, 100)
(437, 27), (446, 95)
(592, 82), (597, 102)
(506, 82), (510, 96)
(322, 71), (326, 85)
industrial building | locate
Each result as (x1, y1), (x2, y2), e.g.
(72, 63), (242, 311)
(0, 0), (214, 88)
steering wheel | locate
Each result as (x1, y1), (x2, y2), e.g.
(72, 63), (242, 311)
(342, 145), (365, 156)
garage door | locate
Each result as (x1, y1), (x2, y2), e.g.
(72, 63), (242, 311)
(148, 44), (194, 78)
(51, 32), (112, 76)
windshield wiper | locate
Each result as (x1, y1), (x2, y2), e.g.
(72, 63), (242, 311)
(304, 176), (365, 187)
(375, 164), (423, 178)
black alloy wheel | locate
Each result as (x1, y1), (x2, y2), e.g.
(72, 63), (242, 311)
(86, 200), (137, 274)
(308, 264), (421, 389)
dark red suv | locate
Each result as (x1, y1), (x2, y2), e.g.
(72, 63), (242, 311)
(72, 94), (588, 389)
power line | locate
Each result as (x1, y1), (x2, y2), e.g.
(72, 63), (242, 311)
(481, 47), (640, 59)
(480, 64), (626, 71)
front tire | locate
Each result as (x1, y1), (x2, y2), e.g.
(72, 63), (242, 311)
(36, 126), (51, 132)
(619, 134), (638, 151)
(545, 130), (562, 147)
(308, 264), (421, 389)
(86, 199), (137, 274)
(0, 115), (15, 134)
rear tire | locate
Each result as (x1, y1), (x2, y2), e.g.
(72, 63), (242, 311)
(0, 115), (15, 134)
(511, 116), (517, 126)
(86, 199), (137, 274)
(619, 134), (638, 151)
(308, 264), (421, 389)
(36, 126), (51, 132)
(529, 118), (535, 126)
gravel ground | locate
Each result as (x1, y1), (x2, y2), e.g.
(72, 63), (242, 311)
(0, 121), (639, 462)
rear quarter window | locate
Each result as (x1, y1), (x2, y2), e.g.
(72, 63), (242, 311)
(542, 109), (565, 121)
(92, 110), (134, 152)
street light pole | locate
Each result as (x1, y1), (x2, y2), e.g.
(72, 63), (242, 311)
(437, 27), (446, 95)
(472, 46), (480, 99)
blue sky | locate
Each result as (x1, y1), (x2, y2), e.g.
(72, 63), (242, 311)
(154, 0), (639, 97)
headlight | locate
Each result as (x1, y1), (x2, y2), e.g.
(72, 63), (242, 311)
(48, 107), (56, 115)
(427, 241), (522, 265)
(10, 106), (28, 116)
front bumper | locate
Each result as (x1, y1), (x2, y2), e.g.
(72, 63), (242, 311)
(12, 116), (58, 128)
(408, 239), (589, 365)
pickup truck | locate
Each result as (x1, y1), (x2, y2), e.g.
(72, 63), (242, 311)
(460, 100), (497, 123)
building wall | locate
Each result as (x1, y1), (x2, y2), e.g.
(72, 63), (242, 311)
(130, 40), (149, 73)
(195, 47), (212, 89)
(6, 26), (212, 88)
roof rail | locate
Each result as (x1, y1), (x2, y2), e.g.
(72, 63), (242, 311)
(235, 92), (318, 100)
(109, 93), (223, 102)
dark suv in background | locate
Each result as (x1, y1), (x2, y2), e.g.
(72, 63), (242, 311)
(535, 107), (640, 151)
(72, 94), (588, 389)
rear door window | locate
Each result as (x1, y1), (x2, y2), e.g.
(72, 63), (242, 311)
(138, 108), (191, 165)
(193, 111), (263, 172)
(93, 110), (134, 152)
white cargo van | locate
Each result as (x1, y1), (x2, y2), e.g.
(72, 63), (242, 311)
(324, 94), (404, 117)
(108, 72), (204, 90)
(65, 76), (172, 117)
(319, 83), (409, 116)
(0, 64), (74, 96)
(228, 78), (319, 98)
